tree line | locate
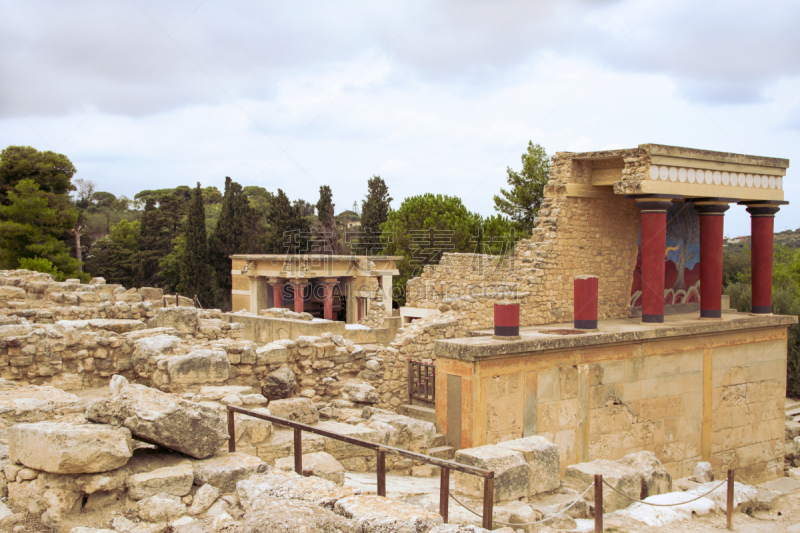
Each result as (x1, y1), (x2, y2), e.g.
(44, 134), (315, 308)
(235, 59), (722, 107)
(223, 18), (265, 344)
(0, 142), (551, 310)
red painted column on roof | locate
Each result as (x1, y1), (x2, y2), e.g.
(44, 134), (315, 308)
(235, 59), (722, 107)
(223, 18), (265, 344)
(494, 302), (520, 337)
(574, 275), (598, 329)
(696, 202), (730, 318)
(636, 198), (674, 324)
(746, 203), (782, 314)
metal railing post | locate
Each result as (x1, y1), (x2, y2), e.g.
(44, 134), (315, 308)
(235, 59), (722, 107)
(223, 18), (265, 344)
(439, 467), (450, 523)
(227, 409), (236, 453)
(294, 428), (303, 475)
(594, 474), (603, 533)
(377, 451), (386, 496)
(726, 469), (734, 530)
(482, 476), (494, 530)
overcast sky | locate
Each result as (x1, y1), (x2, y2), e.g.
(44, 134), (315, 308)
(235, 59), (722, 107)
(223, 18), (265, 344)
(2, 0), (799, 237)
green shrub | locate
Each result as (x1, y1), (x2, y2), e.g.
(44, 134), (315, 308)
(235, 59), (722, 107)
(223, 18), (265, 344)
(17, 256), (65, 280)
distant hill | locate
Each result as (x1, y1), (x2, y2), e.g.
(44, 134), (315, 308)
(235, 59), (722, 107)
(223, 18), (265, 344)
(724, 228), (800, 253)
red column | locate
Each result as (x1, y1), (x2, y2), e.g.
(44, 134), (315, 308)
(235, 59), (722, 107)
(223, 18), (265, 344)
(696, 202), (730, 318)
(494, 302), (520, 338)
(574, 275), (598, 329)
(291, 282), (307, 314)
(319, 278), (337, 320)
(271, 282), (286, 309)
(636, 198), (674, 323)
(745, 203), (782, 314)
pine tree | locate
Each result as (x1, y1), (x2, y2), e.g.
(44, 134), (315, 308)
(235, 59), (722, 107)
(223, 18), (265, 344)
(361, 175), (392, 234)
(210, 177), (258, 309)
(493, 142), (550, 234)
(181, 183), (216, 305)
(263, 189), (310, 254)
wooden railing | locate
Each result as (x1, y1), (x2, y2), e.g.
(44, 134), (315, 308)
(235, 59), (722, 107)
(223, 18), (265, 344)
(408, 359), (435, 405)
(226, 405), (495, 528)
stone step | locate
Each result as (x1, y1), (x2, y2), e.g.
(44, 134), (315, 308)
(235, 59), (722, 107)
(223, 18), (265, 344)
(432, 433), (446, 448)
(397, 404), (440, 431)
(427, 445), (455, 460)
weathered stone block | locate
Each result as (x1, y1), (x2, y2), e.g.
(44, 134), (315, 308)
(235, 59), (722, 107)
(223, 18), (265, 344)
(192, 452), (266, 493)
(126, 462), (194, 500)
(617, 450), (672, 498)
(267, 397), (319, 425)
(87, 376), (228, 459)
(275, 451), (346, 486)
(454, 445), (530, 502)
(156, 307), (198, 334)
(261, 363), (296, 400)
(8, 422), (132, 474)
(497, 436), (560, 495)
(334, 495), (442, 531)
(255, 342), (289, 365)
(565, 459), (641, 512)
(166, 349), (230, 385)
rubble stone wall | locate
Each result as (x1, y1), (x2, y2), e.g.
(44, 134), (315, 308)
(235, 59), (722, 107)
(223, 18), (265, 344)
(406, 149), (642, 327)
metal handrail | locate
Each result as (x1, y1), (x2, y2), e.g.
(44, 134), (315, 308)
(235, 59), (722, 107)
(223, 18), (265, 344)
(225, 404), (495, 528)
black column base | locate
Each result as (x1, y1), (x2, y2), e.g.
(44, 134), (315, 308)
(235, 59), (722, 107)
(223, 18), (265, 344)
(574, 320), (597, 330)
(642, 314), (664, 323)
(752, 305), (773, 314)
(494, 325), (520, 337)
(700, 309), (722, 318)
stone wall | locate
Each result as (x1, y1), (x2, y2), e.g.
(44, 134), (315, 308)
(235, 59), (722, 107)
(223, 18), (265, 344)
(434, 320), (790, 484)
(406, 149), (641, 327)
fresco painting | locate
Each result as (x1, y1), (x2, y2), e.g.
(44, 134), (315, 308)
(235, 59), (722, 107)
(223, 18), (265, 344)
(630, 201), (701, 307)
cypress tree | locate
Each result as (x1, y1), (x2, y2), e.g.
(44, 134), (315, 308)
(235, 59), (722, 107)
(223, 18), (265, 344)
(181, 182), (216, 305)
(210, 176), (257, 309)
(136, 194), (185, 288)
(263, 189), (310, 254)
(361, 175), (392, 235)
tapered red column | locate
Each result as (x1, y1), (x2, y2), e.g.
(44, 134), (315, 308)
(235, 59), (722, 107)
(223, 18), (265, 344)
(319, 278), (337, 320)
(271, 281), (287, 309)
(696, 202), (730, 318)
(636, 199), (674, 323)
(745, 204), (781, 314)
(291, 282), (308, 314)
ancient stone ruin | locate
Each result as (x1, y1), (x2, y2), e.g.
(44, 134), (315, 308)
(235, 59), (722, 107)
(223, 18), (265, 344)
(0, 143), (799, 532)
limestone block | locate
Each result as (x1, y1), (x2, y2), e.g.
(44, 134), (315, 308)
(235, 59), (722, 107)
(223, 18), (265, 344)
(87, 376), (228, 459)
(42, 488), (82, 521)
(237, 497), (353, 533)
(191, 452), (266, 493)
(565, 459), (641, 512)
(126, 462), (194, 500)
(274, 451), (345, 486)
(314, 421), (379, 459)
(131, 335), (182, 377)
(690, 461), (714, 483)
(454, 445), (530, 502)
(367, 412), (435, 452)
(263, 474), (358, 505)
(261, 364), (296, 400)
(429, 526), (491, 533)
(235, 470), (301, 510)
(617, 450), (671, 498)
(87, 319), (146, 334)
(267, 397), (319, 425)
(156, 307), (199, 334)
(342, 381), (379, 404)
(497, 436), (560, 495)
(8, 422), (132, 474)
(334, 495), (442, 531)
(138, 287), (164, 300)
(166, 349), (230, 385)
(188, 483), (221, 515)
(0, 287), (26, 300)
(255, 342), (289, 365)
(256, 430), (325, 465)
(137, 492), (186, 522)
